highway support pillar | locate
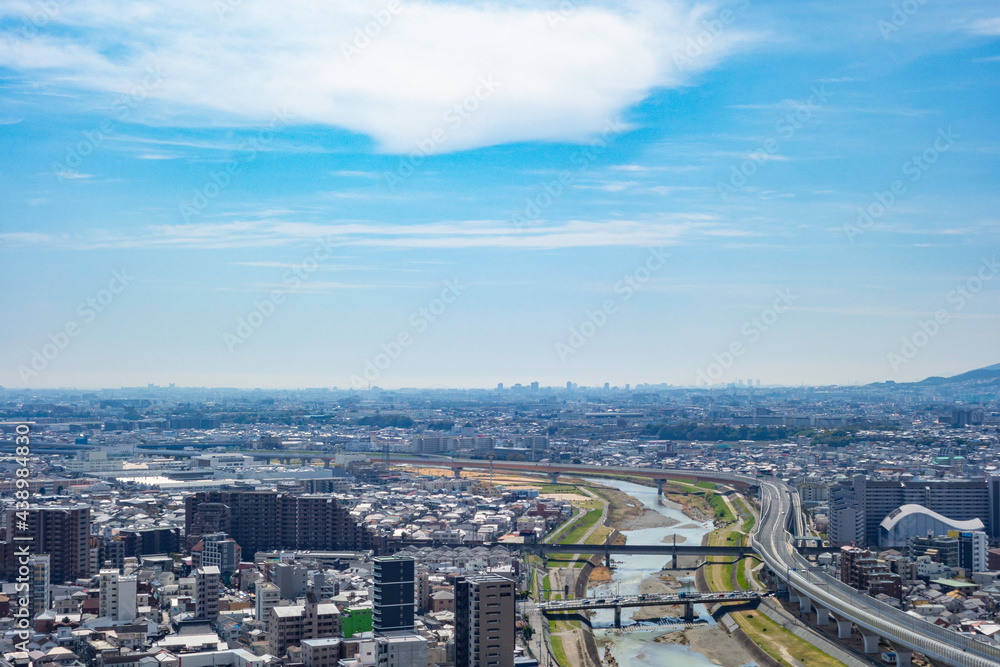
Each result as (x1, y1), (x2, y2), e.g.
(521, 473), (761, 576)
(787, 589), (799, 604)
(655, 479), (666, 496)
(836, 619), (852, 639)
(860, 632), (880, 654)
(893, 650), (912, 667)
(815, 607), (830, 626)
(549, 472), (559, 484)
(453, 467), (462, 478)
(323, 458), (330, 468)
(604, 545), (612, 569)
(798, 595), (812, 615)
(614, 606), (621, 628)
(683, 601), (694, 623)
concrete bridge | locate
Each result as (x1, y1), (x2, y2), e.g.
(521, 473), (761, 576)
(540, 591), (761, 627)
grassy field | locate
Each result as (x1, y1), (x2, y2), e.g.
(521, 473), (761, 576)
(704, 528), (740, 592)
(733, 610), (847, 667)
(730, 495), (756, 531)
(560, 508), (603, 542)
(546, 502), (602, 547)
(550, 634), (569, 667)
(707, 492), (736, 522)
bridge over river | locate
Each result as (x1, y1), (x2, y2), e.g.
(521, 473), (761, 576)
(539, 591), (762, 627)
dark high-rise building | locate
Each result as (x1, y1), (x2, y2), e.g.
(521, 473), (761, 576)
(184, 491), (380, 555)
(101, 527), (183, 568)
(373, 556), (414, 633)
(455, 574), (515, 667)
(121, 526), (181, 557)
(2, 506), (91, 583)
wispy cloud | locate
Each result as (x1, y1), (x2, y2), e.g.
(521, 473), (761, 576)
(968, 17), (1000, 35)
(2, 217), (739, 251)
(332, 170), (379, 178)
(54, 170), (94, 180)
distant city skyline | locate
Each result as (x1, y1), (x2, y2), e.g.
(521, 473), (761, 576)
(2, 0), (999, 389)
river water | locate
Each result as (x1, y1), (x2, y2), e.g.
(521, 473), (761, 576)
(583, 478), (725, 667)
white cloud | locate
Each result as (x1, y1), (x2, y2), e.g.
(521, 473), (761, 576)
(2, 216), (730, 250)
(968, 17), (1000, 35)
(745, 152), (789, 162)
(0, 0), (757, 153)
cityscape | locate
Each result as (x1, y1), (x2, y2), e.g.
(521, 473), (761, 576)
(3, 1), (999, 667)
(0, 369), (998, 667)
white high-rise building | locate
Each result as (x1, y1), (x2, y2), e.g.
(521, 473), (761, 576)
(99, 569), (137, 622)
(256, 581), (281, 630)
(968, 530), (988, 572)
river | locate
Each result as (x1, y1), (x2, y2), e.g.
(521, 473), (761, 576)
(583, 478), (727, 667)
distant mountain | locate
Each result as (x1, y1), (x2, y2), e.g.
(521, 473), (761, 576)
(915, 364), (1000, 387)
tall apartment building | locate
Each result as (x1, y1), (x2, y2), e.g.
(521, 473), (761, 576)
(185, 492), (379, 555)
(840, 546), (902, 599)
(373, 556), (414, 633)
(268, 593), (340, 657)
(99, 568), (138, 622)
(256, 582), (280, 630)
(29, 556), (49, 618)
(192, 532), (242, 577)
(455, 574), (515, 667)
(195, 565), (221, 621)
(829, 475), (999, 546)
(2, 506), (91, 583)
(828, 483), (864, 546)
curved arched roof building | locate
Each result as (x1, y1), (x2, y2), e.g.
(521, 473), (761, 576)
(878, 504), (985, 548)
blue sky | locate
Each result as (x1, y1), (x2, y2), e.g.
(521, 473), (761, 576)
(1, 0), (998, 389)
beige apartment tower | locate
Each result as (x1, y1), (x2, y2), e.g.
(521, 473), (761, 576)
(455, 574), (514, 667)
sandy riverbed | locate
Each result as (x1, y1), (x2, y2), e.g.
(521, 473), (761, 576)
(654, 626), (753, 666)
(621, 509), (679, 531)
